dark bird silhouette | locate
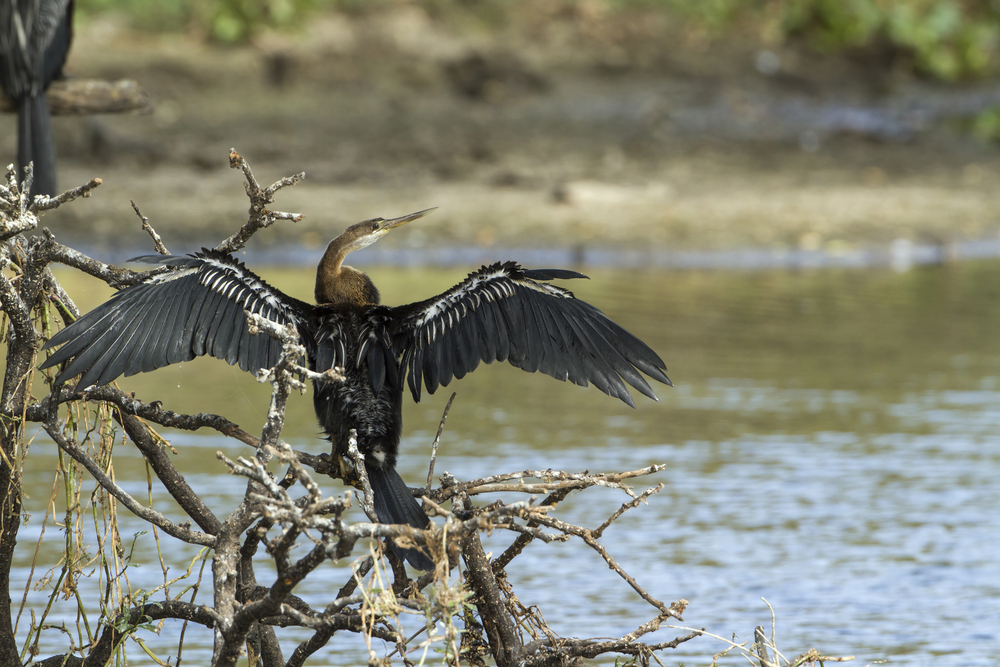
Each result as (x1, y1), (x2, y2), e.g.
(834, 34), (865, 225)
(41, 210), (671, 569)
(0, 0), (73, 198)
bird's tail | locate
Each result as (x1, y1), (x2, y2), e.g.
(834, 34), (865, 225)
(18, 93), (57, 198)
(367, 464), (434, 571)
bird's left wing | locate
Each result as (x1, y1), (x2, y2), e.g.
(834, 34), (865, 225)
(375, 261), (671, 407)
(40, 250), (311, 389)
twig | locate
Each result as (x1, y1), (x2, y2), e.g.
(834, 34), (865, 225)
(346, 430), (378, 523)
(44, 421), (215, 547)
(30, 177), (102, 213)
(26, 385), (261, 450)
(217, 149), (304, 254)
(518, 630), (701, 667)
(524, 510), (675, 616)
(220, 454), (286, 498)
(492, 486), (573, 572)
(42, 266), (81, 321)
(426, 392), (456, 492)
(130, 200), (169, 255)
(593, 483), (663, 538)
(755, 625), (773, 667)
(493, 520), (568, 543)
(434, 464), (666, 502)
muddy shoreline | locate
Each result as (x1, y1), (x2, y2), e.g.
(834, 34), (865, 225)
(7, 7), (1000, 259)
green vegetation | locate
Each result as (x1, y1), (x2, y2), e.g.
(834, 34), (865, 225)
(777, 0), (1000, 79)
(654, 0), (1000, 79)
(78, 0), (1000, 80)
(79, 0), (333, 42)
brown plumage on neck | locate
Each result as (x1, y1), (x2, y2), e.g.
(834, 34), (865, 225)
(314, 210), (435, 305)
(315, 237), (381, 305)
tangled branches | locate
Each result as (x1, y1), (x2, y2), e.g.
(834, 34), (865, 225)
(1, 152), (696, 667)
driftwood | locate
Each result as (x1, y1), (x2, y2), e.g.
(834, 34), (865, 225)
(0, 78), (151, 115)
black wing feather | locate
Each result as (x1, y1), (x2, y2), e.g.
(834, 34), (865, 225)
(368, 345), (386, 395)
(535, 300), (589, 388)
(407, 347), (424, 401)
(41, 251), (311, 389)
(73, 299), (150, 388)
(312, 311), (350, 387)
(214, 289), (243, 363)
(454, 313), (480, 379)
(92, 297), (161, 386)
(156, 288), (194, 368)
(514, 291), (543, 374)
(527, 289), (571, 379)
(563, 300), (653, 402)
(386, 261), (669, 406)
(497, 294), (526, 367)
(124, 288), (178, 376)
(471, 303), (497, 362)
(589, 314), (672, 387)
(163, 280), (197, 364)
(190, 285), (225, 358)
(554, 306), (630, 404)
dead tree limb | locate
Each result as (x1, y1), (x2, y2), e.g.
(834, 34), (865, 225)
(0, 79), (152, 115)
(454, 494), (522, 667)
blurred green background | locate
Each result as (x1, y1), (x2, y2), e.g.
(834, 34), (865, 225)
(79, 0), (1000, 81)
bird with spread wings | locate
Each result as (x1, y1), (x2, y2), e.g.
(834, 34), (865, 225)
(41, 210), (671, 569)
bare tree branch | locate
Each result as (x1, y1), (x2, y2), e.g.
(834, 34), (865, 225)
(43, 421), (216, 547)
(30, 178), (103, 213)
(434, 464), (666, 502)
(32, 234), (151, 289)
(0, 79), (152, 115)
(492, 487), (573, 573)
(114, 410), (223, 535)
(346, 430), (378, 523)
(217, 149), (304, 254)
(455, 493), (522, 667)
(426, 392), (456, 492)
(518, 627), (700, 667)
(25, 385), (262, 449)
(131, 200), (170, 255)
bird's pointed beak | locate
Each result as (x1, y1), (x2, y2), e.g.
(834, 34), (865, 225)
(382, 207), (436, 230)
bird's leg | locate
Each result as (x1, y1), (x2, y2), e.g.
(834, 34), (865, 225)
(386, 549), (413, 595)
(316, 450), (364, 491)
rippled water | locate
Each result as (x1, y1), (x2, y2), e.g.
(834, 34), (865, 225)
(16, 262), (1000, 665)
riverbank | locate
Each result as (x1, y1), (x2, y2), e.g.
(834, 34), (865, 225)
(10, 4), (1000, 257)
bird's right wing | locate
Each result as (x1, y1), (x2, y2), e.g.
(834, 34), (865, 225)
(40, 250), (311, 389)
(380, 261), (671, 407)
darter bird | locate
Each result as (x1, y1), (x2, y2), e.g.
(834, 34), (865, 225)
(0, 0), (74, 198)
(40, 209), (671, 569)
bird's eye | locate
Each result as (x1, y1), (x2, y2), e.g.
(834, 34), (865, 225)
(371, 222), (379, 230)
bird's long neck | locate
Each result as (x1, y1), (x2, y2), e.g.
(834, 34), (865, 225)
(315, 240), (381, 305)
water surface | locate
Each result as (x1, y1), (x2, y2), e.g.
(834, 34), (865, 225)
(17, 262), (1000, 665)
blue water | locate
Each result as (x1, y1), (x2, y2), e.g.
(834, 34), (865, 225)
(14, 263), (1000, 665)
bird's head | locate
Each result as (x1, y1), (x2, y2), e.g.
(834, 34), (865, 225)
(316, 208), (436, 305)
(337, 208), (435, 255)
